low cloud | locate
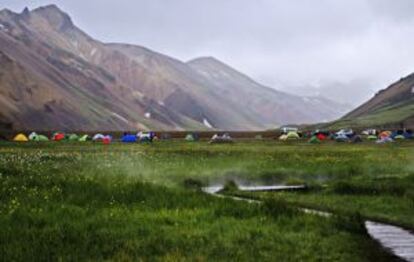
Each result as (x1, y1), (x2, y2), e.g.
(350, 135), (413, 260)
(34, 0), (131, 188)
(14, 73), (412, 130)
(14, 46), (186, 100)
(4, 0), (414, 104)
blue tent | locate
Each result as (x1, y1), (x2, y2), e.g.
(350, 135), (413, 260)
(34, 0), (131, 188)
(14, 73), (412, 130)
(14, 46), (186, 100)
(122, 135), (137, 143)
(404, 130), (413, 139)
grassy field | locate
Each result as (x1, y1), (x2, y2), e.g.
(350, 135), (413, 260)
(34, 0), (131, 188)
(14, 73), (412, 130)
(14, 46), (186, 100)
(0, 140), (413, 261)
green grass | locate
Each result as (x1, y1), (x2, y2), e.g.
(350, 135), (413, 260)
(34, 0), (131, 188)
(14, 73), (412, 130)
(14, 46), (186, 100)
(0, 140), (412, 261)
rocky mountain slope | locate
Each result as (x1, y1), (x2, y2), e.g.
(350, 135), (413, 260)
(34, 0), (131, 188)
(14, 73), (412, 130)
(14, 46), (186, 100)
(317, 73), (414, 130)
(0, 5), (350, 131)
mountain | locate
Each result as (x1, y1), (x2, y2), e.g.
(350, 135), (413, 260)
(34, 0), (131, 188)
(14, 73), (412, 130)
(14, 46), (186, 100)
(317, 73), (414, 130)
(0, 5), (349, 131)
(187, 57), (350, 126)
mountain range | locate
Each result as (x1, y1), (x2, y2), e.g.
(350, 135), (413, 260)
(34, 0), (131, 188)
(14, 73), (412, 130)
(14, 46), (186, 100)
(0, 5), (350, 131)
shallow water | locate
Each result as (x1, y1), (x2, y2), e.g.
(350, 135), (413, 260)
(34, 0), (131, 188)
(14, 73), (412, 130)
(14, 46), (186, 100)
(202, 184), (414, 261)
(238, 185), (306, 191)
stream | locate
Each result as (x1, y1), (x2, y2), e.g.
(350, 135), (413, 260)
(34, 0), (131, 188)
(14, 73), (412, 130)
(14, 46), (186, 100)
(202, 185), (414, 262)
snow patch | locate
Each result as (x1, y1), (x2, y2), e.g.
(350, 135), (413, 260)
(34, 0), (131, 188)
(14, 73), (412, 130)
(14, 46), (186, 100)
(158, 101), (165, 106)
(203, 118), (213, 128)
(90, 48), (97, 57)
(0, 24), (7, 32)
(70, 39), (79, 48)
(145, 112), (151, 119)
(111, 113), (129, 123)
(132, 91), (144, 98)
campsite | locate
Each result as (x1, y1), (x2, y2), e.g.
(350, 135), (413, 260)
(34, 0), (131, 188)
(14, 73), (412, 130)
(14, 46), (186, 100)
(0, 133), (413, 261)
(1, 1), (414, 261)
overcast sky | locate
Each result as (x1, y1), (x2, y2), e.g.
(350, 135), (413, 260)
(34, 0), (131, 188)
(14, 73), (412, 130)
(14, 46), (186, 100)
(3, 0), (414, 105)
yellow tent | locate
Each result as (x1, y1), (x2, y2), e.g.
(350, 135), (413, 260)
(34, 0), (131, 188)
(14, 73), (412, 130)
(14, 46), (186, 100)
(13, 133), (29, 142)
(287, 131), (300, 139)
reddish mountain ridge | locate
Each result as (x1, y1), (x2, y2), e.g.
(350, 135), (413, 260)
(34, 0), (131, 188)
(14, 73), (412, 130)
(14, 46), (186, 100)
(0, 5), (350, 131)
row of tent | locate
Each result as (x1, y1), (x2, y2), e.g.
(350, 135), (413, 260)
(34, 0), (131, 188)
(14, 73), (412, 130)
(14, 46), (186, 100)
(11, 132), (230, 144)
(278, 128), (413, 143)
(15, 132), (158, 143)
(13, 132), (114, 143)
(8, 128), (413, 144)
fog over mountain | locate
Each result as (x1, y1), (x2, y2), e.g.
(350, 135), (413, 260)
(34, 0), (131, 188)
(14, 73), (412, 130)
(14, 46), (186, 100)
(3, 0), (414, 106)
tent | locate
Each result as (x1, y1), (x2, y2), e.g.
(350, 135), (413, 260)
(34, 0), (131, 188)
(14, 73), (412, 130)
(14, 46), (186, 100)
(394, 135), (405, 140)
(335, 133), (350, 142)
(102, 135), (112, 145)
(316, 133), (327, 141)
(122, 134), (137, 143)
(280, 126), (298, 134)
(362, 129), (377, 136)
(68, 134), (79, 141)
(286, 131), (300, 140)
(278, 134), (288, 141)
(28, 132), (38, 141)
(79, 135), (90, 142)
(93, 134), (112, 144)
(137, 132), (155, 143)
(367, 135), (377, 141)
(209, 133), (233, 144)
(336, 129), (354, 138)
(36, 135), (49, 142)
(404, 130), (413, 139)
(308, 136), (321, 144)
(185, 134), (195, 142)
(30, 132), (49, 142)
(379, 131), (392, 139)
(53, 133), (65, 141)
(351, 135), (363, 143)
(92, 134), (105, 141)
(13, 133), (28, 142)
(376, 137), (393, 144)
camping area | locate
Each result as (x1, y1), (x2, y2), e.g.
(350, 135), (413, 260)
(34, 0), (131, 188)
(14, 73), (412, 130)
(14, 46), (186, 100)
(1, 133), (413, 261)
(1, 1), (414, 261)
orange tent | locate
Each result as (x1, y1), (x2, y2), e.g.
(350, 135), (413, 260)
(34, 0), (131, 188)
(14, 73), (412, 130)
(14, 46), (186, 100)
(379, 131), (391, 139)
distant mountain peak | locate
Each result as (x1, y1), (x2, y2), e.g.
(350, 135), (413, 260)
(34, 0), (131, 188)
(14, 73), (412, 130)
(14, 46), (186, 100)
(33, 4), (62, 13)
(0, 8), (16, 17)
(21, 7), (30, 15)
(188, 56), (222, 65)
(32, 4), (74, 31)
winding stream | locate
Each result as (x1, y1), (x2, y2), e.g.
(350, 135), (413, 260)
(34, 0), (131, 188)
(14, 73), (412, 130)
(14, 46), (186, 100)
(202, 185), (414, 262)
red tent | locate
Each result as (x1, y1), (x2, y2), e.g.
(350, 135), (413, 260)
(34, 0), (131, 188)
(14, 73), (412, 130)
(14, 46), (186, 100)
(53, 133), (65, 141)
(316, 133), (327, 141)
(103, 137), (111, 145)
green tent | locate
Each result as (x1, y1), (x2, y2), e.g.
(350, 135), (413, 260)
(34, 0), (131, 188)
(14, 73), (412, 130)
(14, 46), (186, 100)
(394, 135), (405, 140)
(29, 132), (49, 142)
(367, 135), (377, 141)
(185, 134), (195, 141)
(79, 135), (90, 142)
(68, 134), (79, 141)
(308, 136), (321, 144)
(287, 131), (300, 140)
(35, 135), (49, 142)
